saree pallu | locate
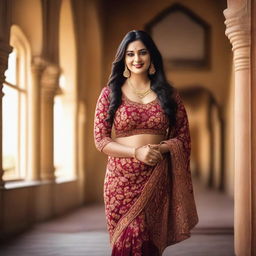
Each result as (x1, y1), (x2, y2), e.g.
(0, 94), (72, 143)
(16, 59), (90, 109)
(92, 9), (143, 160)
(104, 145), (199, 255)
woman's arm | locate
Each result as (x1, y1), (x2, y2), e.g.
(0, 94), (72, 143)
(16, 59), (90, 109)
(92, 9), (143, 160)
(94, 86), (129, 155)
(102, 141), (135, 157)
(94, 116), (137, 158)
(94, 86), (112, 152)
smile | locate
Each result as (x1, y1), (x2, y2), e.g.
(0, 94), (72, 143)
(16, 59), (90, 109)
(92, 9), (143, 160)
(133, 64), (144, 68)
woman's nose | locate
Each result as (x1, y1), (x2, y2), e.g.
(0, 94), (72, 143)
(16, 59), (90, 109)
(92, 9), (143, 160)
(134, 53), (141, 62)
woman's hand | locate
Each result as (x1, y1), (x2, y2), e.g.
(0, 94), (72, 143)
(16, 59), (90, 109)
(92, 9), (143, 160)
(134, 144), (163, 166)
(148, 143), (169, 154)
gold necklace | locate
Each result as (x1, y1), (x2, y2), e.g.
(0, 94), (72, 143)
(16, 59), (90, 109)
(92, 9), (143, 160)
(127, 79), (152, 99)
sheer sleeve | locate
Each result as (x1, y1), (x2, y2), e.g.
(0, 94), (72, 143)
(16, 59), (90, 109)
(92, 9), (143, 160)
(160, 92), (191, 168)
(94, 86), (114, 152)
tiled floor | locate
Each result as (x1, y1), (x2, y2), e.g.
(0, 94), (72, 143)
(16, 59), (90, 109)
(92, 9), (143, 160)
(0, 178), (235, 256)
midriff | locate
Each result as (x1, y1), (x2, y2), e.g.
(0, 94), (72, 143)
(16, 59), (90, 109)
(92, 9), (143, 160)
(114, 134), (166, 148)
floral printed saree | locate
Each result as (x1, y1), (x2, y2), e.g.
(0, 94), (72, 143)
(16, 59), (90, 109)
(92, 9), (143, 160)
(94, 86), (199, 255)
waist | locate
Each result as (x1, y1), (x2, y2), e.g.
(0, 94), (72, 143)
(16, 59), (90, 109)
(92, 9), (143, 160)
(114, 134), (167, 148)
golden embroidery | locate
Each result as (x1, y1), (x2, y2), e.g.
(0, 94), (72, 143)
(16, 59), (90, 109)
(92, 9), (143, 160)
(122, 93), (158, 106)
(114, 93), (169, 139)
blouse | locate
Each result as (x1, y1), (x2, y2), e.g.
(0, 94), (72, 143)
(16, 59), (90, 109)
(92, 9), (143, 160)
(94, 86), (169, 152)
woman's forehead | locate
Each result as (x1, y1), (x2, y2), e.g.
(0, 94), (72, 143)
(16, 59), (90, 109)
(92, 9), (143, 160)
(126, 40), (147, 51)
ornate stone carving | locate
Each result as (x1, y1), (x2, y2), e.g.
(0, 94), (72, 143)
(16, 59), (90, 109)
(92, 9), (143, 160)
(224, 0), (251, 71)
(41, 62), (61, 101)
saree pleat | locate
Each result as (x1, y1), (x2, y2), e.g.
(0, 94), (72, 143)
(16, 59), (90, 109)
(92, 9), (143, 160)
(104, 156), (155, 249)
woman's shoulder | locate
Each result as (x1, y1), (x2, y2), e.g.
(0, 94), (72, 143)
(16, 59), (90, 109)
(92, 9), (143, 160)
(100, 85), (111, 94)
(98, 85), (111, 99)
(95, 86), (111, 107)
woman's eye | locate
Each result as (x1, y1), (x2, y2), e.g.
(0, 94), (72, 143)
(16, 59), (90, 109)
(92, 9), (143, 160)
(140, 51), (148, 55)
(127, 53), (134, 57)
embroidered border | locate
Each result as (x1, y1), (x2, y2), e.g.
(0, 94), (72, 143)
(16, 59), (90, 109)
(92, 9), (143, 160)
(122, 93), (159, 106)
(97, 137), (113, 152)
(166, 139), (187, 171)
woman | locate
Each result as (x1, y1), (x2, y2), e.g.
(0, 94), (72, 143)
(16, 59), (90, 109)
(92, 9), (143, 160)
(94, 30), (199, 256)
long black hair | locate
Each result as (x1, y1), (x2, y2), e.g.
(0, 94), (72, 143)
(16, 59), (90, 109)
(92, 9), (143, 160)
(106, 30), (178, 127)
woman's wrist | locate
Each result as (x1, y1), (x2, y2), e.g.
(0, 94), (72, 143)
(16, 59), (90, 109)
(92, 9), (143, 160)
(132, 147), (136, 158)
(159, 142), (169, 154)
(133, 147), (139, 160)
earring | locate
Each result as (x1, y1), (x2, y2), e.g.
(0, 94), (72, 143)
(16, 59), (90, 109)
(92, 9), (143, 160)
(149, 63), (156, 75)
(123, 65), (130, 78)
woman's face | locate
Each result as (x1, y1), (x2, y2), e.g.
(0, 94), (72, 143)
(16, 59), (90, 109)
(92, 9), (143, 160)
(125, 40), (151, 76)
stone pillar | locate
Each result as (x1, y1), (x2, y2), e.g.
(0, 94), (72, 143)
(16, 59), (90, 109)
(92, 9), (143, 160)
(77, 100), (86, 203)
(0, 42), (12, 187)
(0, 44), (12, 187)
(29, 57), (46, 181)
(224, 0), (252, 255)
(0, 57), (4, 179)
(251, 0), (256, 253)
(40, 64), (60, 181)
(0, 0), (12, 187)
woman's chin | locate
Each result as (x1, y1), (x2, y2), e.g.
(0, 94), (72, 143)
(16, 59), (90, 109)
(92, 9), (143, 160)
(130, 69), (148, 76)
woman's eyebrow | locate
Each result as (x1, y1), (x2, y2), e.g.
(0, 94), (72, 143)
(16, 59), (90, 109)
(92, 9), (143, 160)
(126, 48), (148, 52)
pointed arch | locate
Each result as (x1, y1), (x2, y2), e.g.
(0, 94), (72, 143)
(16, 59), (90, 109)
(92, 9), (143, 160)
(145, 3), (211, 69)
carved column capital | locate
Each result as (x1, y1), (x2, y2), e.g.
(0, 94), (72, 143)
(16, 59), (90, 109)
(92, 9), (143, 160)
(223, 0), (251, 71)
(41, 64), (61, 101)
(31, 57), (61, 101)
(31, 56), (47, 74)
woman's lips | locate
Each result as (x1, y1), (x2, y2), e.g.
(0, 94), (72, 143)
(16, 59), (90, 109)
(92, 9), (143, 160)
(133, 64), (144, 68)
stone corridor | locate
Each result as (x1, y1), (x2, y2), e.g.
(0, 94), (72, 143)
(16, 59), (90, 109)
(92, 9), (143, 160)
(0, 178), (234, 256)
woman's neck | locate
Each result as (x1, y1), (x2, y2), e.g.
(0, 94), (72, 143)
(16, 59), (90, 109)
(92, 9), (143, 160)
(128, 73), (150, 89)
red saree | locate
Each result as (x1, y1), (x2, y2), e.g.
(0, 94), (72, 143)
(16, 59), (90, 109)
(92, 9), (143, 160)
(94, 86), (199, 255)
